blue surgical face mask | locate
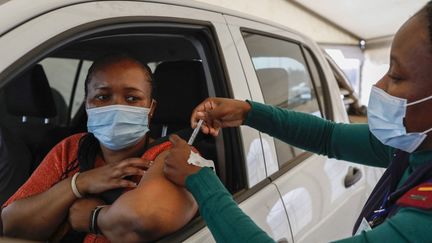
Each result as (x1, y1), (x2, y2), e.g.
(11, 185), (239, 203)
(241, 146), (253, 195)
(86, 105), (151, 151)
(367, 86), (432, 153)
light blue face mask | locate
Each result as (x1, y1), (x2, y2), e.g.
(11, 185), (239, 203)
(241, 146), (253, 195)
(367, 86), (432, 153)
(86, 105), (150, 151)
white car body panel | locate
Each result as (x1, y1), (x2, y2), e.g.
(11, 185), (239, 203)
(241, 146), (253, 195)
(186, 183), (293, 243)
(0, 1), (384, 242)
(224, 14), (370, 243)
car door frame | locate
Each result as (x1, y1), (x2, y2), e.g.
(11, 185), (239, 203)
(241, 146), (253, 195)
(224, 15), (372, 242)
(0, 1), (293, 242)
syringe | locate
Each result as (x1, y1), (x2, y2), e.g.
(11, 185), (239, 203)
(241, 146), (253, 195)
(188, 119), (204, 145)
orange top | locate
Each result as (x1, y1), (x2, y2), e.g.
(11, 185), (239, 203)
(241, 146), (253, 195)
(3, 133), (173, 243)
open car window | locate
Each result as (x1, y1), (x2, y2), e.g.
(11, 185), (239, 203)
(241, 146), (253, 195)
(0, 23), (246, 241)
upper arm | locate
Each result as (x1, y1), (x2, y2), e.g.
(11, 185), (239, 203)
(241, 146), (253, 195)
(328, 123), (392, 168)
(101, 151), (198, 242)
(246, 102), (392, 167)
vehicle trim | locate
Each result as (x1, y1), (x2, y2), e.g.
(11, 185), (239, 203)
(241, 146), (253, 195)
(0, 0), (316, 48)
(0, 18), (215, 87)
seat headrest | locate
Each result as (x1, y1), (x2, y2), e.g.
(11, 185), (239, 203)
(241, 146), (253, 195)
(152, 60), (207, 125)
(5, 64), (57, 118)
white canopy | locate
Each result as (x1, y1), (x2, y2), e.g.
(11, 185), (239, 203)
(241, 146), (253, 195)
(293, 0), (429, 40)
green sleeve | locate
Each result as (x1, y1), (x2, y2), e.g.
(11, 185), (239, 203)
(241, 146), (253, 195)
(244, 101), (393, 167)
(186, 167), (276, 243)
(333, 207), (432, 243)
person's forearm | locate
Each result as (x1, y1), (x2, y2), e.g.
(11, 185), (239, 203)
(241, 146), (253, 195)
(244, 101), (391, 167)
(244, 101), (334, 156)
(1, 177), (77, 240)
(186, 168), (275, 243)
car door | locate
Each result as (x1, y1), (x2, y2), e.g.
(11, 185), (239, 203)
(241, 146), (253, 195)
(0, 1), (291, 242)
(225, 15), (372, 242)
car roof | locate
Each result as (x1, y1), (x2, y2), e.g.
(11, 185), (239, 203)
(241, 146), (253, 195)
(0, 0), (307, 41)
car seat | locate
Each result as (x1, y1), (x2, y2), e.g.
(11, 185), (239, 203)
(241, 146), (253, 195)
(151, 60), (208, 136)
(1, 64), (71, 170)
(0, 126), (32, 206)
(150, 60), (217, 166)
(0, 124), (33, 236)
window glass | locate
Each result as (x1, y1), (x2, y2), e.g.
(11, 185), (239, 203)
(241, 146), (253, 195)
(39, 58), (78, 106)
(39, 58), (93, 122)
(39, 57), (80, 125)
(243, 32), (322, 166)
(303, 48), (326, 116)
(72, 60), (92, 116)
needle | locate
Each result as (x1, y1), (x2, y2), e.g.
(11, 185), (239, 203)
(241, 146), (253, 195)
(188, 119), (204, 145)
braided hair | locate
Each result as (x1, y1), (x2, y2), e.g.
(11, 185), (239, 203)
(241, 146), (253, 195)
(61, 54), (154, 178)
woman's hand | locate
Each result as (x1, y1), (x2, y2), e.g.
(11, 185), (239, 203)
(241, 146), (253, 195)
(68, 198), (105, 232)
(191, 98), (251, 136)
(77, 158), (150, 195)
(164, 135), (201, 187)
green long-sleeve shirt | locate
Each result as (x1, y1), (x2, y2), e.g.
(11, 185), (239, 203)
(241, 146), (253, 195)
(186, 101), (432, 243)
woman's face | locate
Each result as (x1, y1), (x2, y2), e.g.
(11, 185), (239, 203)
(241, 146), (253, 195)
(375, 13), (432, 136)
(85, 59), (153, 109)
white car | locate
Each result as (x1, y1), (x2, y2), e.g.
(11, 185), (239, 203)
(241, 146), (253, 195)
(0, 1), (384, 242)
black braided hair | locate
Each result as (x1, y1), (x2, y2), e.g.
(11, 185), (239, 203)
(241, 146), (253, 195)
(60, 54), (154, 178)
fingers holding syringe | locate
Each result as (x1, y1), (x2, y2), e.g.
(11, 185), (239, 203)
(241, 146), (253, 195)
(191, 99), (215, 135)
(191, 98), (225, 136)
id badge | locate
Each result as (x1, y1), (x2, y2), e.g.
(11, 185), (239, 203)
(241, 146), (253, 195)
(355, 217), (372, 236)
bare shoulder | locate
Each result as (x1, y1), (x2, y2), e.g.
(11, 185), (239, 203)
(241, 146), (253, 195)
(133, 149), (198, 230)
(137, 150), (196, 208)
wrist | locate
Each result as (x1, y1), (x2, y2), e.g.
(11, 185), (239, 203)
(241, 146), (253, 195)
(71, 172), (85, 198)
(186, 167), (203, 182)
(89, 205), (106, 235)
(242, 100), (252, 123)
(75, 171), (88, 195)
(97, 205), (113, 236)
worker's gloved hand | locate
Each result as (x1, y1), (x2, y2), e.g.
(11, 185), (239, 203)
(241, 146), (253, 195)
(191, 98), (251, 136)
(164, 135), (201, 187)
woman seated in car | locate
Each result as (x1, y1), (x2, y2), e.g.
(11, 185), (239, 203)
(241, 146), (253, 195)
(1, 54), (198, 242)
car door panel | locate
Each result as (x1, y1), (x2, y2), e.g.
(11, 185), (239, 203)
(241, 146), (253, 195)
(185, 183), (293, 243)
(275, 157), (367, 242)
(225, 15), (373, 242)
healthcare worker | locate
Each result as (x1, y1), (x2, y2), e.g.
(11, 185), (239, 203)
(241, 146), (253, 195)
(164, 2), (432, 242)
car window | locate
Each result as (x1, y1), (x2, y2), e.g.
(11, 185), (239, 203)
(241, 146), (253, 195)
(72, 60), (93, 116)
(38, 58), (93, 124)
(242, 32), (322, 167)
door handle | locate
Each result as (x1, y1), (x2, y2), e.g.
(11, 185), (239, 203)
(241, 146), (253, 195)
(344, 166), (362, 188)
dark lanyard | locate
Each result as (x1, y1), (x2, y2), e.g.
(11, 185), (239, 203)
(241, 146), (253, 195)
(368, 190), (392, 227)
(367, 151), (432, 228)
(366, 151), (409, 228)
